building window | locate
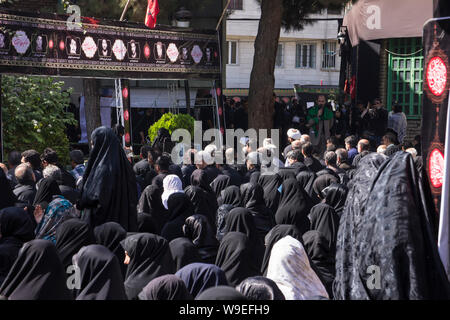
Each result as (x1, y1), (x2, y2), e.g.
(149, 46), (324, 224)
(276, 43), (284, 68)
(322, 41), (337, 69)
(229, 0), (243, 10)
(227, 41), (238, 65)
(296, 43), (316, 68)
(387, 37), (423, 119)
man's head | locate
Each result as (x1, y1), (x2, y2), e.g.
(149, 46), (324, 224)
(246, 152), (260, 170)
(392, 103), (403, 114)
(300, 134), (310, 145)
(326, 143), (337, 152)
(43, 164), (62, 182)
(382, 132), (397, 146)
(155, 155), (171, 173)
(7, 151), (21, 169)
(356, 100), (365, 111)
(140, 145), (152, 160)
(40, 148), (58, 168)
(357, 139), (370, 153)
(225, 148), (235, 165)
(373, 98), (382, 109)
(15, 163), (35, 185)
(302, 142), (313, 158)
(344, 135), (357, 151)
(335, 148), (348, 166)
(317, 95), (327, 107)
(69, 150), (84, 169)
(291, 140), (302, 151)
(377, 145), (387, 154)
(287, 149), (303, 166)
(21, 150), (41, 170)
(131, 41), (136, 53)
(324, 151), (337, 168)
(287, 128), (301, 143)
(183, 149), (197, 166)
(102, 39), (108, 51)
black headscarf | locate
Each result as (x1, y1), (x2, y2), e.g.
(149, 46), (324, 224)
(137, 212), (159, 234)
(260, 224), (304, 276)
(218, 185), (241, 207)
(195, 285), (247, 300)
(275, 178), (311, 234)
(0, 207), (35, 286)
(169, 237), (202, 271)
(138, 184), (168, 234)
(0, 170), (16, 210)
(240, 183), (275, 239)
(175, 262), (228, 298)
(296, 170), (316, 199)
(138, 274), (193, 300)
(0, 239), (72, 300)
(237, 276), (285, 300)
(215, 231), (261, 286)
(120, 233), (175, 300)
(302, 230), (335, 298)
(94, 222), (127, 276)
(80, 126), (138, 231)
(55, 219), (95, 270)
(257, 173), (282, 215)
(309, 203), (340, 251)
(182, 214), (219, 264)
(184, 185), (217, 231)
(324, 183), (348, 217)
(313, 174), (339, 200)
(33, 178), (61, 209)
(216, 186), (241, 242)
(210, 174), (231, 199)
(73, 244), (127, 300)
(161, 193), (194, 242)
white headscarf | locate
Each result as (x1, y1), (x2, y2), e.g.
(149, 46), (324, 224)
(161, 174), (184, 210)
(266, 235), (329, 300)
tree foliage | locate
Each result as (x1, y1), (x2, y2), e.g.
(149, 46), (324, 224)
(148, 112), (195, 143)
(1, 76), (77, 164)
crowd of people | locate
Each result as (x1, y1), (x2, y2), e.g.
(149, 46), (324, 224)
(0, 95), (449, 300)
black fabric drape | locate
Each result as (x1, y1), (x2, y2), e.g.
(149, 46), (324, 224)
(33, 178), (61, 209)
(94, 222), (127, 277)
(138, 184), (168, 234)
(184, 185), (217, 231)
(169, 237), (202, 271)
(0, 170), (17, 210)
(137, 212), (159, 235)
(55, 219), (95, 270)
(218, 185), (241, 207)
(120, 233), (175, 300)
(257, 173), (282, 216)
(309, 203), (340, 251)
(73, 244), (127, 300)
(79, 126), (138, 231)
(175, 262), (228, 298)
(313, 174), (339, 200)
(275, 178), (311, 234)
(182, 214), (219, 264)
(210, 175), (231, 199)
(138, 274), (193, 300)
(161, 193), (194, 242)
(0, 239), (72, 300)
(324, 183), (348, 217)
(297, 170), (317, 200)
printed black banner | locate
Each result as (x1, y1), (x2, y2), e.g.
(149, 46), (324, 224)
(0, 9), (220, 79)
(422, 18), (450, 212)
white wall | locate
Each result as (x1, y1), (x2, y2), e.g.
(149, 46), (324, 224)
(226, 0), (342, 90)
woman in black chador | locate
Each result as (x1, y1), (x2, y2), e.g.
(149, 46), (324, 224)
(78, 126), (138, 231)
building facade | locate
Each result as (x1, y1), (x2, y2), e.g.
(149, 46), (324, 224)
(224, 0), (343, 97)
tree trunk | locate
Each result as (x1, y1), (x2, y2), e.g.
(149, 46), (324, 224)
(83, 78), (101, 147)
(248, 0), (283, 131)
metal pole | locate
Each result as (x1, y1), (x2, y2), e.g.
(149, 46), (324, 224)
(120, 0), (132, 21)
(184, 80), (191, 115)
(216, 0), (231, 31)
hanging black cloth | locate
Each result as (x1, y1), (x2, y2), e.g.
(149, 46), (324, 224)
(138, 184), (168, 234)
(94, 222), (127, 277)
(73, 244), (127, 300)
(335, 152), (450, 300)
(302, 230), (335, 299)
(55, 219), (95, 270)
(138, 274), (193, 300)
(308, 203), (340, 251)
(216, 186), (241, 242)
(240, 183), (275, 240)
(257, 173), (282, 216)
(161, 193), (194, 242)
(260, 224), (304, 276)
(324, 183), (349, 217)
(333, 152), (387, 300)
(0, 207), (35, 286)
(0, 170), (17, 210)
(215, 231), (261, 286)
(79, 126), (138, 231)
(0, 239), (72, 300)
(275, 178), (311, 234)
(182, 214), (219, 264)
(175, 262), (228, 298)
(236, 276), (285, 300)
(210, 175), (231, 199)
(169, 237), (202, 271)
(195, 285), (247, 300)
(33, 177), (61, 209)
(120, 233), (175, 300)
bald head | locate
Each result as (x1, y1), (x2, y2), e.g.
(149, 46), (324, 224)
(291, 140), (302, 150)
(15, 163), (35, 184)
(357, 139), (370, 153)
(300, 134), (310, 144)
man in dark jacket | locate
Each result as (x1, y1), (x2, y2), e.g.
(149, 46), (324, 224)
(40, 148), (76, 189)
(13, 163), (36, 206)
(302, 142), (323, 173)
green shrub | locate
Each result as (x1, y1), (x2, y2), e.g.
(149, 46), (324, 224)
(2, 75), (77, 165)
(148, 112), (195, 143)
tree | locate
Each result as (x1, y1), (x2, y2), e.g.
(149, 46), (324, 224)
(1, 76), (77, 164)
(248, 0), (347, 131)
